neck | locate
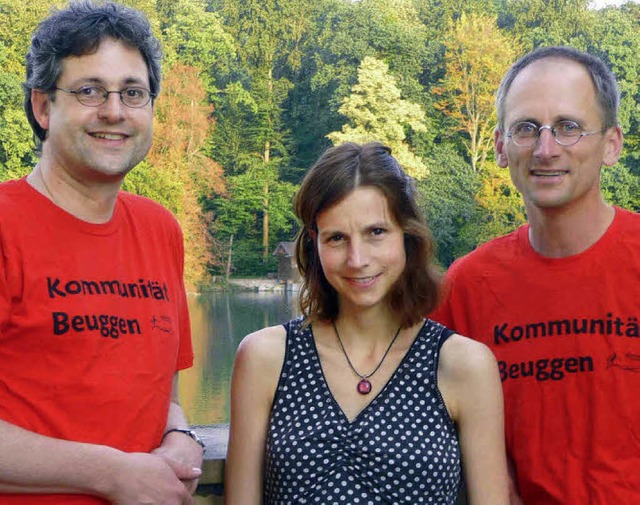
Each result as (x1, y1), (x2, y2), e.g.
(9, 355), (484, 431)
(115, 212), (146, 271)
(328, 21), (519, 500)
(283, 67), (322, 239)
(28, 159), (122, 224)
(334, 304), (402, 346)
(526, 198), (614, 258)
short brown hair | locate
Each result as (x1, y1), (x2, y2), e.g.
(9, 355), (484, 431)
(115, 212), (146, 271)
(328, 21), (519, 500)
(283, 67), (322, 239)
(294, 142), (441, 328)
(496, 46), (619, 132)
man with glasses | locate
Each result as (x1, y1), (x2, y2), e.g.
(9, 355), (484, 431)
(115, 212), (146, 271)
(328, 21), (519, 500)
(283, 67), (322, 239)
(432, 46), (638, 504)
(0, 2), (203, 504)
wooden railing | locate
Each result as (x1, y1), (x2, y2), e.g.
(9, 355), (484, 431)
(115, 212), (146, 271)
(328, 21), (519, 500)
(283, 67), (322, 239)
(193, 424), (228, 499)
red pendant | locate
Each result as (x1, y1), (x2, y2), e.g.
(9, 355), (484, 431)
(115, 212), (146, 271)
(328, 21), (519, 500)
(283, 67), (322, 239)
(357, 378), (372, 395)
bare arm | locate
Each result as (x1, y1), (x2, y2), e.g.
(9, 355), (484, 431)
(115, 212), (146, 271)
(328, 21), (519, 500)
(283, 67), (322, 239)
(151, 373), (204, 495)
(0, 418), (194, 504)
(439, 335), (509, 505)
(224, 325), (286, 505)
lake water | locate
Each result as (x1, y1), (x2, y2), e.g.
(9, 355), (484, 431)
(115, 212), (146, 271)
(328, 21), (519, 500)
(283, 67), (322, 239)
(178, 290), (300, 425)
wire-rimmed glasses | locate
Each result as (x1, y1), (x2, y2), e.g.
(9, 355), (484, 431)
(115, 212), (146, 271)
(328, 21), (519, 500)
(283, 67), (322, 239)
(54, 85), (155, 108)
(507, 120), (606, 147)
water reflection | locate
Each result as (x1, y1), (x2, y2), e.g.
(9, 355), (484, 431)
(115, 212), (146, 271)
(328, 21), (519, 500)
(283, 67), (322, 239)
(179, 290), (300, 425)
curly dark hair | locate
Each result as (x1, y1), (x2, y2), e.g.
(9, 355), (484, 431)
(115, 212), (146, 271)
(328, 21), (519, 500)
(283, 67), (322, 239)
(24, 0), (162, 146)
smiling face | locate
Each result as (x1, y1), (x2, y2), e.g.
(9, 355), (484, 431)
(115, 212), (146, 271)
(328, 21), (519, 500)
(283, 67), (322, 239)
(316, 186), (406, 316)
(31, 37), (154, 182)
(495, 57), (622, 214)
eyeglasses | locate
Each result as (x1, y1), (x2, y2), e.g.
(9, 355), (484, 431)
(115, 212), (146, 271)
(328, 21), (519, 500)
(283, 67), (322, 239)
(507, 120), (606, 147)
(54, 85), (155, 108)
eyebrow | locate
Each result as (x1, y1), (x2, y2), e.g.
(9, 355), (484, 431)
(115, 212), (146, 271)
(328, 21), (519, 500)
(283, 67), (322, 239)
(67, 76), (149, 88)
(509, 115), (584, 128)
(318, 221), (390, 236)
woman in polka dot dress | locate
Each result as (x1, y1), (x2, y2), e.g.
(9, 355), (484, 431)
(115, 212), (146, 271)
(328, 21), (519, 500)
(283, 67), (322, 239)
(226, 142), (509, 505)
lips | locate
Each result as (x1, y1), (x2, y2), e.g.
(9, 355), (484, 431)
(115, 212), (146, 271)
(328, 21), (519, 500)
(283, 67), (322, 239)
(530, 170), (568, 177)
(90, 132), (128, 140)
(346, 274), (381, 285)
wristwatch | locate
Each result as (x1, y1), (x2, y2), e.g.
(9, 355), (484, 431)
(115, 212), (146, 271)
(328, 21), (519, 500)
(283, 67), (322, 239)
(162, 428), (206, 449)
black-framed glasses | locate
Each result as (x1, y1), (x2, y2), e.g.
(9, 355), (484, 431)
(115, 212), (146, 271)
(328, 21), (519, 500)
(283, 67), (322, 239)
(54, 85), (155, 108)
(507, 120), (606, 147)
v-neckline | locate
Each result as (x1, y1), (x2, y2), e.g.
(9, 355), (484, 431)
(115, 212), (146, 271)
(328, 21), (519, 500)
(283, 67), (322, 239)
(308, 320), (427, 425)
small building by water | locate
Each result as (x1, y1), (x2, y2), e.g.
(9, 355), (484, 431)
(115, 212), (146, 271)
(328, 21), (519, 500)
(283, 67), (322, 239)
(273, 241), (301, 283)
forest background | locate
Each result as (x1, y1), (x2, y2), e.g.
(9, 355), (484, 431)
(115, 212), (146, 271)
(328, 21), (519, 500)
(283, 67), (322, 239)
(1, 0), (639, 288)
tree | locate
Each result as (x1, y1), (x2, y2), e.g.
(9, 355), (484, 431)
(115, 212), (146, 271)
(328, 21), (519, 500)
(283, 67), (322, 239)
(0, 44), (35, 180)
(288, 0), (432, 169)
(132, 63), (226, 287)
(209, 169), (297, 276)
(0, 1), (57, 180)
(432, 12), (520, 172)
(328, 56), (429, 179)
(601, 164), (640, 212)
(213, 0), (313, 261)
(160, 0), (236, 94)
(588, 5), (640, 173)
(498, 0), (594, 51)
(463, 162), (526, 247)
(418, 144), (480, 266)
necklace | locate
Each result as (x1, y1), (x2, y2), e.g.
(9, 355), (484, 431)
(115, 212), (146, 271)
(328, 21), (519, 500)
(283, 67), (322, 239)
(332, 321), (402, 395)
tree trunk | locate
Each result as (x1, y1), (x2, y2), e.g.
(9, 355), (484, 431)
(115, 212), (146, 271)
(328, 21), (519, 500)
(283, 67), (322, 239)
(262, 141), (270, 260)
(262, 66), (273, 261)
(225, 234), (234, 281)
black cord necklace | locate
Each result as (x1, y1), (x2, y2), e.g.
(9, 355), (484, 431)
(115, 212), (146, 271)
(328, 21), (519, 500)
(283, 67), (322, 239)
(332, 321), (402, 395)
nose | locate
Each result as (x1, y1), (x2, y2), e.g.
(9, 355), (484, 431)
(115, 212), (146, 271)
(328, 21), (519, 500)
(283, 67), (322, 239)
(532, 126), (560, 160)
(97, 92), (125, 122)
(346, 239), (369, 269)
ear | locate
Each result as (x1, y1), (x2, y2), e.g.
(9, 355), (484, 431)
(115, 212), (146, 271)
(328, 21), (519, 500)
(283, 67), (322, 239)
(31, 89), (51, 132)
(602, 125), (623, 167)
(494, 128), (509, 168)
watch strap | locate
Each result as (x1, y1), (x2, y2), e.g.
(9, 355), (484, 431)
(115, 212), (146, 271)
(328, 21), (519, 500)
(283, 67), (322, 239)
(162, 428), (206, 449)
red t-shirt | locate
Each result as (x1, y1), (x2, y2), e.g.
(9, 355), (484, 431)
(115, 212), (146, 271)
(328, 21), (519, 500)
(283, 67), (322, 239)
(431, 207), (640, 505)
(0, 178), (193, 504)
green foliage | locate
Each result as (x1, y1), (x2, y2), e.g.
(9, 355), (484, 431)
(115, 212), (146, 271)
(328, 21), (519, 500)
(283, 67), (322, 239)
(121, 161), (182, 214)
(210, 167), (297, 276)
(286, 0), (432, 169)
(418, 144), (481, 266)
(212, 165), (297, 239)
(328, 56), (429, 179)
(462, 162), (526, 248)
(218, 239), (278, 277)
(587, 7), (640, 173)
(0, 41), (36, 181)
(211, 172), (266, 238)
(498, 0), (594, 50)
(601, 163), (640, 212)
(161, 0), (236, 94)
(0, 90), (35, 180)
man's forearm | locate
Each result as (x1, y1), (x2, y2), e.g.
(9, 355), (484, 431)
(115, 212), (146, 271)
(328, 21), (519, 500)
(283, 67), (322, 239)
(0, 418), (196, 503)
(0, 418), (121, 496)
(163, 400), (190, 434)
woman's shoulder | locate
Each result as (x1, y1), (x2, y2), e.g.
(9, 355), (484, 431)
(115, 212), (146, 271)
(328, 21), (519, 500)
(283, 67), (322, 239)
(437, 333), (501, 422)
(237, 323), (288, 364)
(439, 333), (498, 380)
(231, 323), (290, 407)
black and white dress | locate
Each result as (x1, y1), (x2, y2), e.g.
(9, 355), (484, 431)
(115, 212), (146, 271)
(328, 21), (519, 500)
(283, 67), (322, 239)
(263, 317), (461, 504)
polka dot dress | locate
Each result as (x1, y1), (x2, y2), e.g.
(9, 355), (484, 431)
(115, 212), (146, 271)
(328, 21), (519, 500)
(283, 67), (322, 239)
(264, 317), (461, 504)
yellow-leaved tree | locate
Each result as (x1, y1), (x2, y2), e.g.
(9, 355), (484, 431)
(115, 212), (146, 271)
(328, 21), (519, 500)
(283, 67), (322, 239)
(432, 12), (520, 172)
(328, 56), (429, 180)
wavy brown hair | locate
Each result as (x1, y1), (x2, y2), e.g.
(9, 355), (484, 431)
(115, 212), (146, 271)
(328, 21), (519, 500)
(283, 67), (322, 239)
(294, 142), (441, 328)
